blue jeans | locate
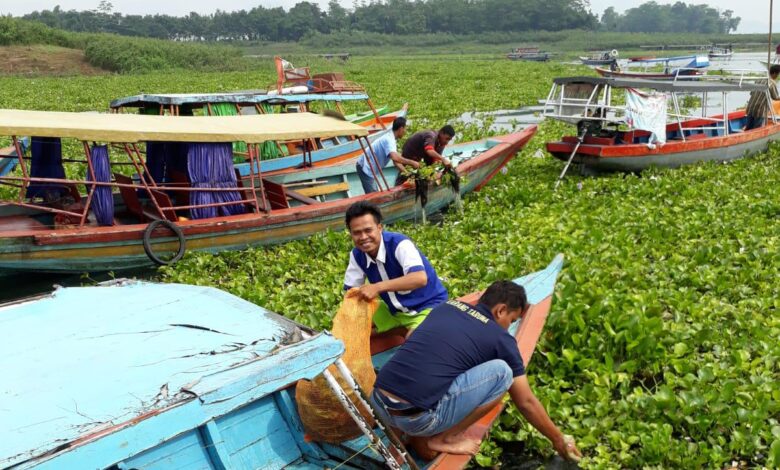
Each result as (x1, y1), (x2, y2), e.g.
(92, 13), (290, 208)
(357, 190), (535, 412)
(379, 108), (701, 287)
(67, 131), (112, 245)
(370, 360), (513, 437)
(356, 163), (378, 194)
(745, 115), (765, 130)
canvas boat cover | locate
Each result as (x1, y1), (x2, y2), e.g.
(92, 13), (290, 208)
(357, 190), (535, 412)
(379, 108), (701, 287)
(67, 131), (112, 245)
(0, 109), (368, 143)
(110, 91), (371, 109)
(552, 76), (765, 93)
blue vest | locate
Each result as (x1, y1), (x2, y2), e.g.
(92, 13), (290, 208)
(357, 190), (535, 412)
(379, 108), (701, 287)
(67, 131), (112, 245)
(351, 232), (448, 315)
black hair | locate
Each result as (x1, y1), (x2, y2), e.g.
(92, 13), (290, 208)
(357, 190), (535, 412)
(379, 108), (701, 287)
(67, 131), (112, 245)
(439, 125), (456, 137)
(392, 116), (407, 132)
(770, 65), (780, 77)
(345, 201), (383, 228)
(478, 280), (528, 311)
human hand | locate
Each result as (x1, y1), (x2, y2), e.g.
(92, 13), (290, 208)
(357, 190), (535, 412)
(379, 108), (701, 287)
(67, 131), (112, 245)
(442, 158), (453, 169)
(352, 284), (381, 302)
(554, 435), (582, 462)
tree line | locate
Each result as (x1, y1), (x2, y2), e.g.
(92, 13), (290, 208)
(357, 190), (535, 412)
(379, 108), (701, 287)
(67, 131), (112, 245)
(20, 0), (740, 42)
(23, 0), (596, 41)
(600, 2), (740, 34)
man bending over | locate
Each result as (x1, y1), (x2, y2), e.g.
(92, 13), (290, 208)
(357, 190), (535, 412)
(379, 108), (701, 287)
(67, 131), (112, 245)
(370, 280), (581, 459)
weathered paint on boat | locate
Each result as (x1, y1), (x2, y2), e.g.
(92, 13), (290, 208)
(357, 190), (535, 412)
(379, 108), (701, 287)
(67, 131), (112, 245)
(547, 110), (780, 172)
(0, 280), (354, 469)
(1, 255), (561, 470)
(0, 127), (536, 273)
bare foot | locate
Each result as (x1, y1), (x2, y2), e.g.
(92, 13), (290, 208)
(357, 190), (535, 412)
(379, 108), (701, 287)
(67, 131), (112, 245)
(409, 436), (439, 461)
(427, 432), (481, 455)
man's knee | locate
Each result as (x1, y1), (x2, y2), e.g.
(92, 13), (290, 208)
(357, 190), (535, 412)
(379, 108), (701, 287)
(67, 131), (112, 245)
(485, 359), (513, 391)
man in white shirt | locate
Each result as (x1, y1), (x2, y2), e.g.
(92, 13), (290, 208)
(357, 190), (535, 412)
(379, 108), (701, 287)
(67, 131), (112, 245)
(356, 117), (420, 193)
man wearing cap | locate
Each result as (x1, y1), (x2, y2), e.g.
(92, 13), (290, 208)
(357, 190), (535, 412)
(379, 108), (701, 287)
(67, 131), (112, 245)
(343, 201), (447, 335)
(370, 280), (581, 460)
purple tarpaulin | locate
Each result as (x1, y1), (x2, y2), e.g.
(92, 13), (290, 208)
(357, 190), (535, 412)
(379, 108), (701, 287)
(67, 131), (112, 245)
(27, 137), (68, 200)
(87, 145), (114, 226)
(186, 143), (245, 219)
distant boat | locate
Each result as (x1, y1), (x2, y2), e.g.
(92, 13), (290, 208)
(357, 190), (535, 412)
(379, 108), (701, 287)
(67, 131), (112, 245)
(579, 50), (618, 66)
(708, 46), (733, 59)
(507, 47), (551, 62)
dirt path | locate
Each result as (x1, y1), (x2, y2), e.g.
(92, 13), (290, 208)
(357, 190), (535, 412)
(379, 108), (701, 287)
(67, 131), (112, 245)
(0, 45), (106, 76)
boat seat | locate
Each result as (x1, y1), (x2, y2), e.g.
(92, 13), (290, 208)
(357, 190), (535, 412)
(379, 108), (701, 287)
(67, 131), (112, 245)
(295, 182), (350, 198)
(167, 170), (191, 207)
(115, 173), (177, 222)
(261, 179), (290, 210)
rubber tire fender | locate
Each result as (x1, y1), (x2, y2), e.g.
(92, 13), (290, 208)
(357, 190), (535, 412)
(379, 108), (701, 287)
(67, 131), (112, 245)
(142, 219), (186, 266)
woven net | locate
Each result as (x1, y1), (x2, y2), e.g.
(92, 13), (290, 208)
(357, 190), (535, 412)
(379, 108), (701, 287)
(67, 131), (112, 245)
(296, 291), (378, 443)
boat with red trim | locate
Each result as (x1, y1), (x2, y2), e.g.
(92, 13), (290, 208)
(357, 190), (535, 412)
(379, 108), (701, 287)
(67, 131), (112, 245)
(542, 75), (780, 173)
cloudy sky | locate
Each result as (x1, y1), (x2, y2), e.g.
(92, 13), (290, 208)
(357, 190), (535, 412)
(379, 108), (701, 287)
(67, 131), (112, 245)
(0, 0), (773, 33)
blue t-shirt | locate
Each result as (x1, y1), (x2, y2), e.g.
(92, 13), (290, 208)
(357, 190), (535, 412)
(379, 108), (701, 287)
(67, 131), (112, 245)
(375, 299), (525, 410)
(356, 132), (396, 178)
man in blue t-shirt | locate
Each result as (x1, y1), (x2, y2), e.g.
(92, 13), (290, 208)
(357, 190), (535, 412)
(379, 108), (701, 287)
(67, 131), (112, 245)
(343, 201), (447, 334)
(355, 117), (420, 194)
(370, 281), (581, 460)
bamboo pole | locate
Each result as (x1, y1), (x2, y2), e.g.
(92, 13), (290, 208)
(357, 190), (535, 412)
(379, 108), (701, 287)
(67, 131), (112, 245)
(770, 0), (774, 67)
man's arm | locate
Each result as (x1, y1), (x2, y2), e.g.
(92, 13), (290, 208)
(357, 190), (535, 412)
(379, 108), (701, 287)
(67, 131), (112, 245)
(389, 151), (420, 170)
(508, 376), (581, 460)
(351, 271), (427, 301)
(424, 148), (452, 168)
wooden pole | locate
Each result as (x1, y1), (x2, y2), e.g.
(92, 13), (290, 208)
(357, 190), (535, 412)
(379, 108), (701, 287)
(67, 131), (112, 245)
(770, 0), (774, 67)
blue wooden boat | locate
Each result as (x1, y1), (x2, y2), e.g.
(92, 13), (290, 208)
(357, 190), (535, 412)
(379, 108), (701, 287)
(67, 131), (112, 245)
(0, 255), (564, 469)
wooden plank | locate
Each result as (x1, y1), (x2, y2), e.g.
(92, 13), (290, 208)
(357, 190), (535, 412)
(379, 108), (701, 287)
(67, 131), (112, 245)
(216, 396), (302, 469)
(120, 430), (213, 470)
(274, 389), (331, 462)
(295, 182), (349, 197)
(199, 420), (231, 470)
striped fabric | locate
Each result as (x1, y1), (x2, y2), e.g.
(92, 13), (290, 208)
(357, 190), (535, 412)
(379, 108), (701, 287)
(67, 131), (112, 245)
(745, 79), (780, 118)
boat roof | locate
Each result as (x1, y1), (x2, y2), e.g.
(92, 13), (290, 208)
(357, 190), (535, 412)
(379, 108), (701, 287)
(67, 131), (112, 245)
(0, 109), (368, 143)
(0, 280), (344, 469)
(110, 91), (371, 109)
(552, 76), (765, 92)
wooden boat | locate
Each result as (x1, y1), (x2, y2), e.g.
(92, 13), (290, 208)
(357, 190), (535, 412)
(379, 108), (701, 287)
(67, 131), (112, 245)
(542, 76), (780, 173)
(0, 109), (536, 274)
(111, 91), (406, 174)
(708, 47), (733, 59)
(579, 50), (618, 66)
(507, 47), (550, 62)
(0, 256), (563, 469)
(596, 55), (709, 80)
(595, 66), (703, 80)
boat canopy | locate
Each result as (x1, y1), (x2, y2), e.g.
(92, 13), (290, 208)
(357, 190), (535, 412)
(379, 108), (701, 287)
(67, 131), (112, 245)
(551, 76), (766, 93)
(110, 91), (371, 109)
(0, 280), (344, 469)
(0, 109), (368, 143)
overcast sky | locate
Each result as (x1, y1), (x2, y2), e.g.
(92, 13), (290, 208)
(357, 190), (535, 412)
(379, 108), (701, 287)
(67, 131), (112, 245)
(0, 0), (773, 33)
